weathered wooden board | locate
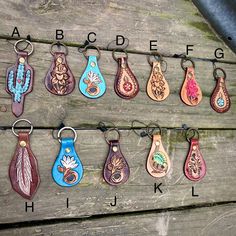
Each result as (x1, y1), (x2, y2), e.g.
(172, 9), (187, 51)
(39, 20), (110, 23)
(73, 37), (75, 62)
(0, 129), (235, 224)
(0, 40), (235, 128)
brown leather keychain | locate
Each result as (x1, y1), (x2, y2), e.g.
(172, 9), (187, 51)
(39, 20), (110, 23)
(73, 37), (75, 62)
(210, 67), (231, 113)
(180, 58), (202, 106)
(9, 119), (40, 199)
(147, 52), (170, 101)
(112, 49), (139, 99)
(45, 42), (75, 95)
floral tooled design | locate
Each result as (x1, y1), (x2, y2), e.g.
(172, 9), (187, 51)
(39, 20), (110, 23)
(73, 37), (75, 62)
(151, 151), (168, 174)
(83, 71), (101, 96)
(186, 72), (199, 104)
(187, 151), (202, 179)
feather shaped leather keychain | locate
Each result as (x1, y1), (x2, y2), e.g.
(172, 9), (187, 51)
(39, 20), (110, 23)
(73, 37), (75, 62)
(180, 58), (202, 106)
(184, 128), (206, 181)
(79, 45), (106, 98)
(210, 67), (231, 113)
(113, 49), (139, 99)
(9, 119), (40, 199)
(52, 127), (83, 187)
(45, 42), (75, 95)
(6, 40), (34, 117)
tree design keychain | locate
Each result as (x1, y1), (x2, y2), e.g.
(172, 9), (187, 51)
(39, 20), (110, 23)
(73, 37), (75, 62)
(180, 58), (202, 106)
(45, 42), (75, 95)
(113, 49), (139, 99)
(6, 39), (34, 117)
(147, 52), (170, 101)
(52, 127), (83, 187)
(210, 67), (231, 113)
(79, 45), (106, 98)
(9, 119), (40, 199)
(184, 128), (206, 181)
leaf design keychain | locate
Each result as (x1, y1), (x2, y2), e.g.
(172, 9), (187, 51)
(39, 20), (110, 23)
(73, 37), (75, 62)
(147, 52), (170, 101)
(210, 67), (231, 113)
(113, 49), (139, 99)
(9, 119), (40, 199)
(180, 58), (202, 106)
(103, 128), (130, 185)
(52, 127), (83, 187)
(45, 42), (75, 95)
(79, 45), (106, 98)
(184, 128), (206, 181)
(6, 40), (34, 117)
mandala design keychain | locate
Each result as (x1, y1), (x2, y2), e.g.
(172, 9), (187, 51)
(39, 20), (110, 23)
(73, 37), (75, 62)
(103, 128), (130, 185)
(113, 49), (139, 99)
(79, 45), (106, 98)
(45, 42), (75, 95)
(210, 67), (231, 113)
(52, 127), (83, 187)
(9, 119), (40, 199)
(6, 40), (34, 117)
(146, 53), (170, 101)
(184, 128), (206, 181)
(180, 58), (202, 106)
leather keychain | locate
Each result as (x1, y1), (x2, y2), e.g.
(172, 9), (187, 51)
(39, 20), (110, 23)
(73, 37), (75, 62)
(45, 42), (75, 95)
(184, 128), (206, 181)
(147, 52), (170, 101)
(52, 127), (83, 187)
(6, 39), (34, 117)
(112, 49), (139, 99)
(79, 45), (106, 98)
(9, 119), (40, 199)
(210, 67), (231, 113)
(180, 58), (202, 106)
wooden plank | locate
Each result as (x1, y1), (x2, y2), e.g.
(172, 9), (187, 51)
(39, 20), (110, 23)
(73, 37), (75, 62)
(0, 0), (236, 60)
(0, 129), (235, 224)
(0, 40), (235, 128)
(0, 203), (235, 236)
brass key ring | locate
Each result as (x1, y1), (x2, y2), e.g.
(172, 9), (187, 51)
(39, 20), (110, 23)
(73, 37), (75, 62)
(57, 126), (77, 143)
(50, 41), (68, 56)
(186, 128), (199, 142)
(12, 119), (33, 137)
(14, 39), (34, 56)
(83, 45), (101, 61)
(104, 128), (121, 144)
(112, 48), (128, 61)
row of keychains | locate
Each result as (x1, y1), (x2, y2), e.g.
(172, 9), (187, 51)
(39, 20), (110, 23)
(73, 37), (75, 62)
(6, 40), (231, 117)
(9, 119), (206, 200)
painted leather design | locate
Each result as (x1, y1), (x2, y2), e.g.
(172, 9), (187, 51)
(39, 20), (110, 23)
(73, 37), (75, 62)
(9, 132), (40, 199)
(52, 137), (83, 187)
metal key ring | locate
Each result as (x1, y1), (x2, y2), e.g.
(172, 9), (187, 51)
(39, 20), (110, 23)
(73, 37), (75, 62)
(83, 45), (101, 61)
(14, 39), (34, 56)
(112, 48), (128, 61)
(57, 127), (77, 143)
(12, 119), (33, 137)
(147, 52), (163, 66)
(147, 122), (162, 139)
(186, 128), (199, 142)
(50, 41), (68, 56)
(213, 67), (226, 80)
(181, 58), (195, 70)
(104, 128), (121, 144)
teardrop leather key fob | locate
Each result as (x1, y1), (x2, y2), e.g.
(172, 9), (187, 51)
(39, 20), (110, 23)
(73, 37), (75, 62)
(210, 68), (231, 113)
(6, 40), (34, 117)
(45, 42), (75, 95)
(180, 58), (202, 106)
(79, 45), (106, 98)
(52, 127), (83, 187)
(103, 128), (130, 185)
(184, 128), (206, 181)
(113, 49), (139, 99)
(9, 119), (40, 199)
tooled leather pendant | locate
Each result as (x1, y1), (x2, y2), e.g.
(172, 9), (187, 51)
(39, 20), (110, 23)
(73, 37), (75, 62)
(103, 140), (130, 185)
(9, 132), (40, 199)
(146, 134), (171, 178)
(147, 61), (170, 101)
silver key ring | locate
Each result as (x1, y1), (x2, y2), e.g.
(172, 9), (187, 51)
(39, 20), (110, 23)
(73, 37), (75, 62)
(12, 119), (33, 137)
(57, 126), (77, 143)
(14, 39), (34, 56)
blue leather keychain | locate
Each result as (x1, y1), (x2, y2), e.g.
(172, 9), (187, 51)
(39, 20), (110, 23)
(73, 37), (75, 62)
(79, 45), (106, 98)
(52, 127), (83, 187)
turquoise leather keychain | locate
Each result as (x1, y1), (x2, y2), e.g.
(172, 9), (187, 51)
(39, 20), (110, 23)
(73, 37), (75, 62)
(52, 127), (83, 187)
(79, 45), (106, 98)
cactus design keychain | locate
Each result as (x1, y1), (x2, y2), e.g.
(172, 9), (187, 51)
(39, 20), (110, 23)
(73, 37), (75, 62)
(184, 128), (206, 181)
(180, 58), (202, 106)
(9, 119), (40, 199)
(52, 127), (83, 187)
(79, 45), (106, 98)
(6, 40), (34, 117)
